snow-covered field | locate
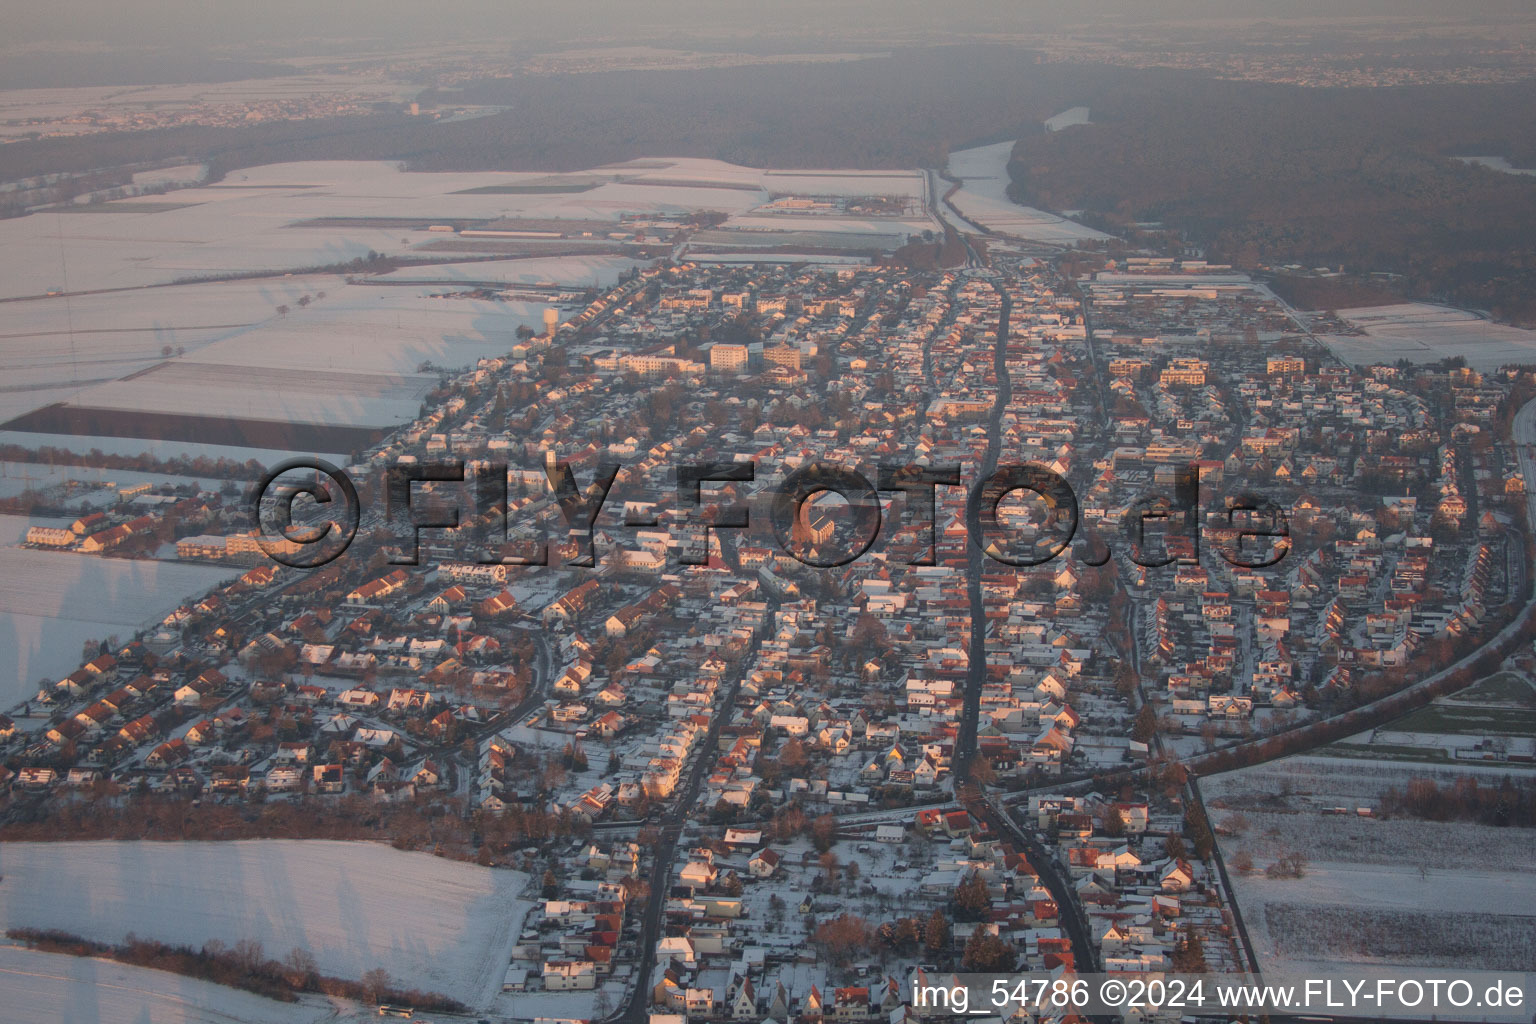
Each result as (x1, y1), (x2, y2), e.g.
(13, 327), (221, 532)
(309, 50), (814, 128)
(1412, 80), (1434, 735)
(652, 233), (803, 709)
(6, 285), (553, 436)
(1230, 858), (1536, 980)
(687, 252), (871, 265)
(0, 156), (932, 445)
(0, 946), (330, 1024)
(0, 158), (932, 301)
(1455, 155), (1536, 177)
(0, 550), (235, 709)
(943, 142), (1109, 243)
(0, 841), (534, 1010)
(1044, 106), (1092, 132)
(1322, 303), (1536, 369)
(0, 277), (346, 424)
(1207, 751), (1536, 1005)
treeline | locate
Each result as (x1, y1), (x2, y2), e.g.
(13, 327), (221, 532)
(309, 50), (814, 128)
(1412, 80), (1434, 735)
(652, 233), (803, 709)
(0, 443), (267, 481)
(1008, 74), (1536, 325)
(1381, 775), (1536, 828)
(0, 793), (591, 860)
(7, 928), (463, 1011)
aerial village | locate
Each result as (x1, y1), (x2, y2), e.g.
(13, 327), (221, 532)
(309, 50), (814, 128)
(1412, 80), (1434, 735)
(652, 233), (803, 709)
(3, 242), (1533, 1023)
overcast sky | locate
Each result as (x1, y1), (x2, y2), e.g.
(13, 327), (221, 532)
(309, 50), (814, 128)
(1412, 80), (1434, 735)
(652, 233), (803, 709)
(9, 0), (1530, 52)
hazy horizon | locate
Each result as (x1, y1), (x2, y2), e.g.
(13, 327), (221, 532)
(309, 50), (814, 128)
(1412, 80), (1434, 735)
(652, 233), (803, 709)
(7, 0), (1534, 53)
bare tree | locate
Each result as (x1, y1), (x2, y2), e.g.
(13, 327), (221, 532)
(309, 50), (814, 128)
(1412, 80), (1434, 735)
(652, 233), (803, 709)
(362, 966), (392, 1002)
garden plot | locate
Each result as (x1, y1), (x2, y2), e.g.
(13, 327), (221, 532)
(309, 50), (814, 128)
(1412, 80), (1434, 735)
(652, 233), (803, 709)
(0, 549), (235, 709)
(0, 946), (329, 1024)
(0, 840), (534, 1010)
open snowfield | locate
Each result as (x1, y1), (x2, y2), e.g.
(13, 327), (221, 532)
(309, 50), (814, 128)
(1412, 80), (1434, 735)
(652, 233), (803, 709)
(0, 158), (933, 300)
(943, 142), (1109, 243)
(0, 550), (234, 709)
(718, 213), (932, 237)
(174, 287), (550, 376)
(0, 946), (330, 1024)
(1229, 858), (1536, 981)
(1322, 303), (1536, 369)
(1207, 751), (1536, 1004)
(688, 253), (870, 266)
(1455, 155), (1536, 177)
(1044, 106), (1092, 132)
(4, 284), (560, 444)
(0, 841), (534, 1010)
(0, 276), (345, 423)
(62, 362), (435, 429)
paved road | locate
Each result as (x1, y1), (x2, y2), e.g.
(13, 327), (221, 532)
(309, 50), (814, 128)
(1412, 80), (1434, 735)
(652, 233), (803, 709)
(956, 285), (1012, 779)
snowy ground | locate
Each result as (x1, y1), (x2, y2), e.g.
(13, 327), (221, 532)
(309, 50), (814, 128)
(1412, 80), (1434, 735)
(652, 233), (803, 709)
(0, 158), (927, 301)
(1203, 752), (1535, 812)
(1043, 107), (1092, 132)
(0, 841), (534, 1011)
(1207, 750), (1536, 1004)
(0, 946), (333, 1024)
(1455, 155), (1536, 177)
(0, 512), (72, 544)
(0, 431), (346, 467)
(0, 550), (236, 709)
(943, 142), (1110, 244)
(1321, 303), (1536, 370)
(491, 981), (626, 1020)
(1230, 859), (1536, 977)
